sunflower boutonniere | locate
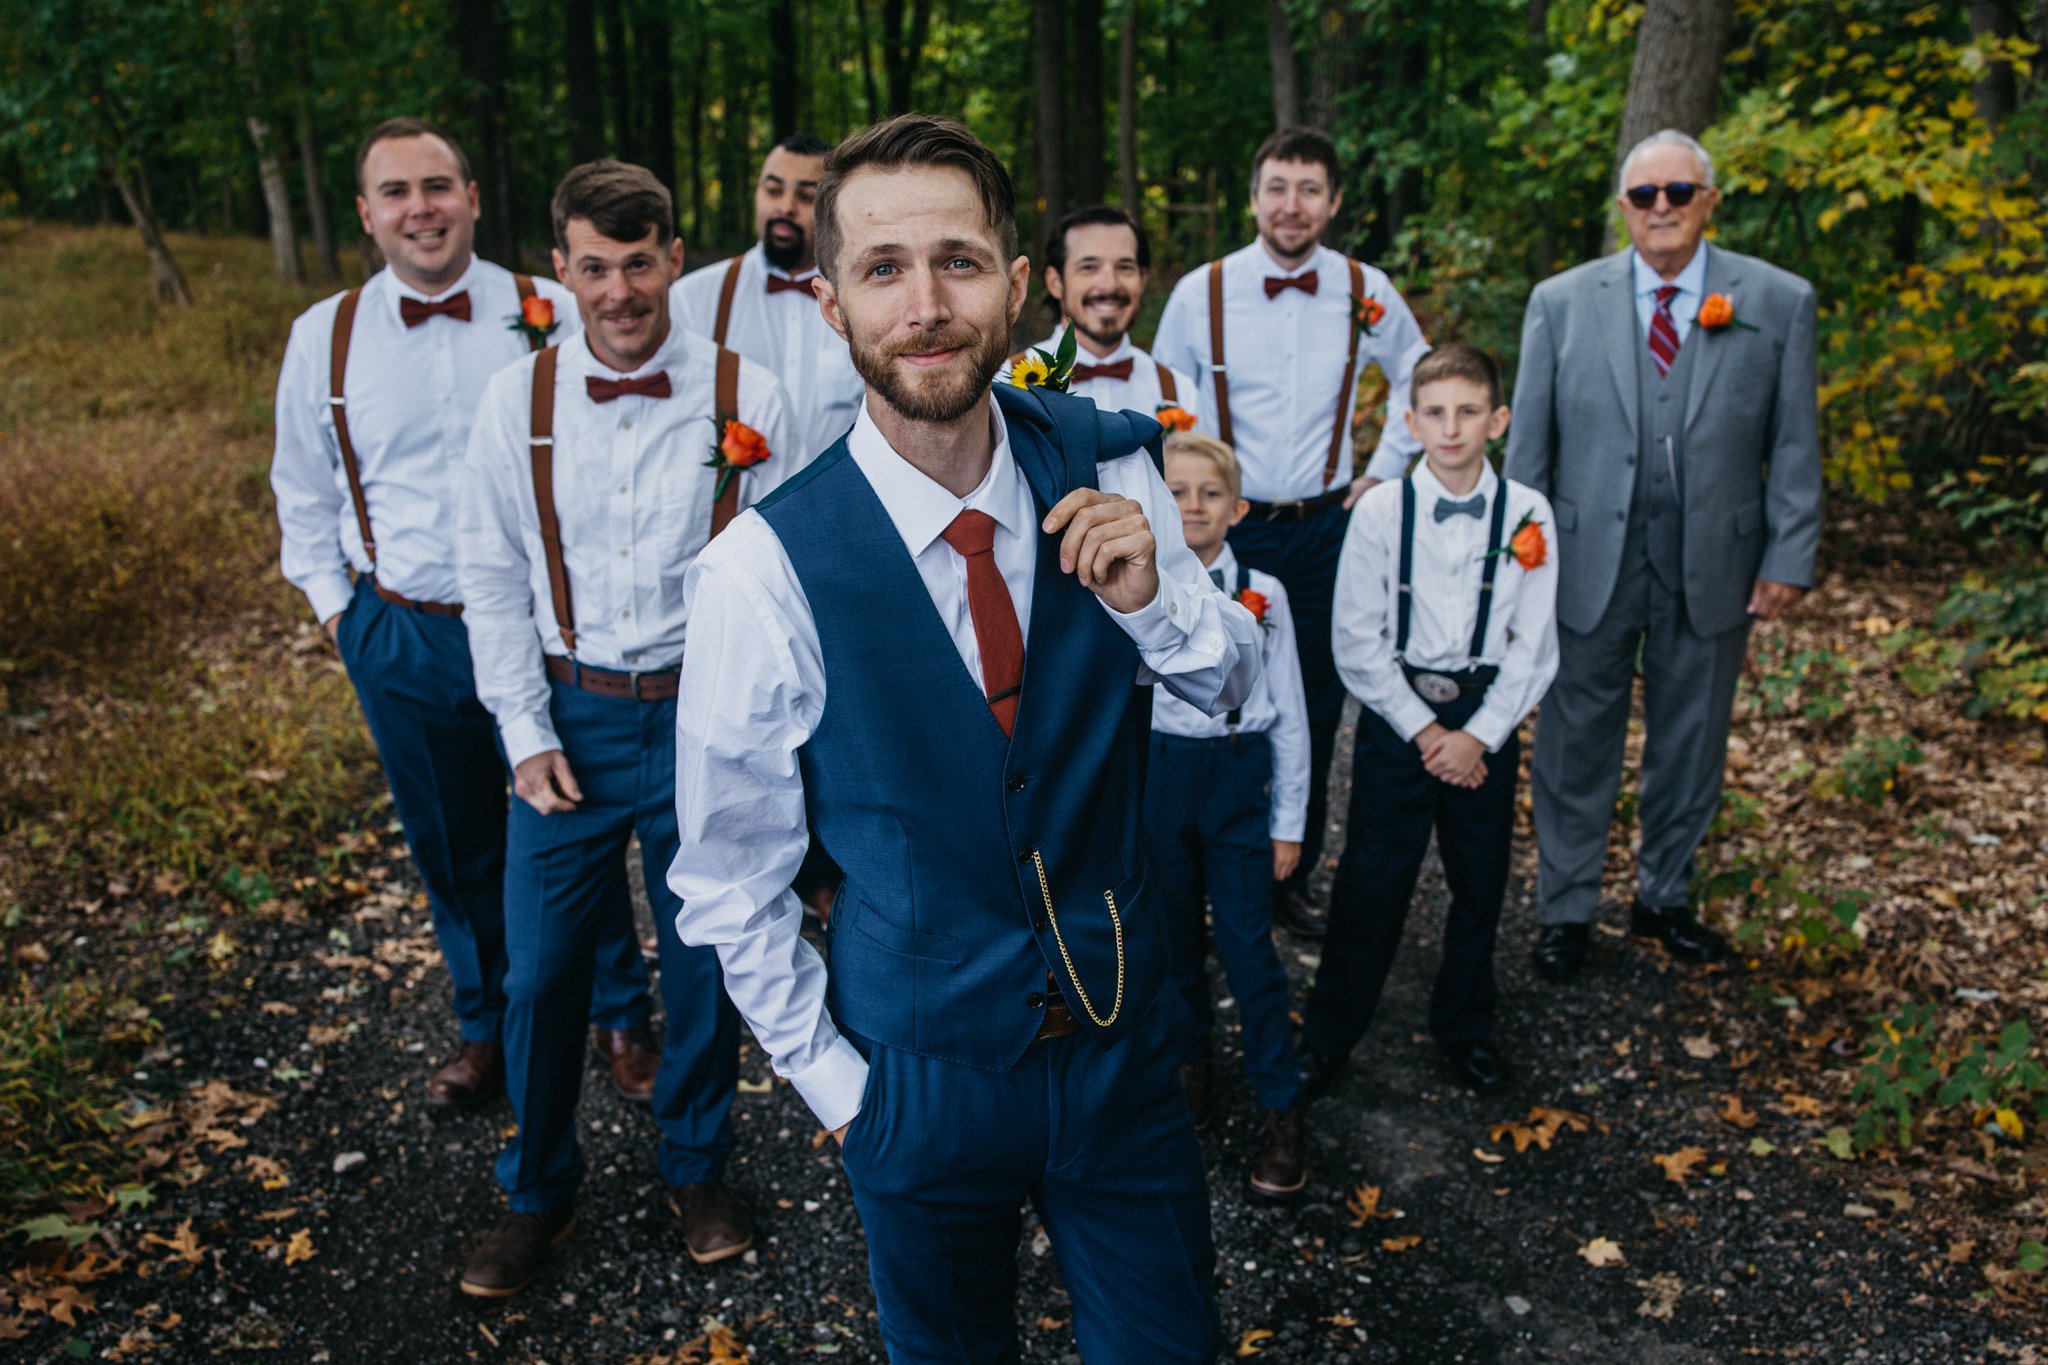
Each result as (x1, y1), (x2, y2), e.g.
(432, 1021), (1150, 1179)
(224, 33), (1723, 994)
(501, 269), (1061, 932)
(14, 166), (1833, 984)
(1009, 326), (1079, 394)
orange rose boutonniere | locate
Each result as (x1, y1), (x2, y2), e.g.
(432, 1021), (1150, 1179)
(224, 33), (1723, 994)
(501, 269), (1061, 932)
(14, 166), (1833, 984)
(1353, 293), (1386, 338)
(1236, 587), (1274, 630)
(1155, 403), (1197, 433)
(705, 415), (772, 501)
(1483, 510), (1548, 571)
(1695, 291), (1759, 333)
(509, 293), (559, 346)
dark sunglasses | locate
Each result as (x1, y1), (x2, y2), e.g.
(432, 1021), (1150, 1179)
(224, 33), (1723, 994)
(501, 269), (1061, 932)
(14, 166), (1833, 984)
(1624, 182), (1701, 209)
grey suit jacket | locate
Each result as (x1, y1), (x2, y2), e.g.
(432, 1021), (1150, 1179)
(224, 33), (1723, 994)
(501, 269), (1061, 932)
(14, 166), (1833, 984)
(1503, 244), (1822, 638)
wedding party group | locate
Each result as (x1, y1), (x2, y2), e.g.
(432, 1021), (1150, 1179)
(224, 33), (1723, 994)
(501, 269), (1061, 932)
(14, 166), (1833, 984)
(269, 108), (1820, 1361)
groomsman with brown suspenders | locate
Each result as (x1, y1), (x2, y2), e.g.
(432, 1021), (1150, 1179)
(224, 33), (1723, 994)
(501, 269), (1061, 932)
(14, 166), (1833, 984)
(1154, 125), (1432, 939)
(270, 118), (659, 1116)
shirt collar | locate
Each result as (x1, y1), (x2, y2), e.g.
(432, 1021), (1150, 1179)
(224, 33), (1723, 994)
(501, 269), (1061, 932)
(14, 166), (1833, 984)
(1632, 242), (1707, 300)
(1204, 541), (1240, 584)
(381, 256), (482, 311)
(1049, 322), (1136, 367)
(1410, 458), (1499, 510)
(1245, 238), (1326, 280)
(572, 316), (690, 381)
(845, 398), (1030, 557)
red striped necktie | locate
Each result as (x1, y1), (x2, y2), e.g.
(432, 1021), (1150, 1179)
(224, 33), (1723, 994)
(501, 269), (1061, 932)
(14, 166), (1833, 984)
(1647, 285), (1681, 379)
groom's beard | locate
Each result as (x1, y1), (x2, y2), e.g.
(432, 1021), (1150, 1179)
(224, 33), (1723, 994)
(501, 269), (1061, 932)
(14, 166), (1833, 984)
(847, 317), (1010, 425)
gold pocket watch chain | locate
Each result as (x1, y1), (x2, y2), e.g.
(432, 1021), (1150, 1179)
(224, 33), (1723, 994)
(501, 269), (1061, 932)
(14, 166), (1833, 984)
(1029, 851), (1124, 1027)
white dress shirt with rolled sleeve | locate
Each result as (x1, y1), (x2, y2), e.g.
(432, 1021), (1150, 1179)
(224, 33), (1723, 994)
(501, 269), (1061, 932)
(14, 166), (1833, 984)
(1334, 461), (1560, 752)
(1152, 241), (1430, 498)
(457, 323), (797, 768)
(1151, 543), (1311, 842)
(672, 244), (865, 465)
(667, 397), (1263, 1131)
(271, 259), (580, 624)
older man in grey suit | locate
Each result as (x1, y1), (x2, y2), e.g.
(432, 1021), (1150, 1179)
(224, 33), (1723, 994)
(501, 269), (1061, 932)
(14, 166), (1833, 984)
(1505, 129), (1821, 981)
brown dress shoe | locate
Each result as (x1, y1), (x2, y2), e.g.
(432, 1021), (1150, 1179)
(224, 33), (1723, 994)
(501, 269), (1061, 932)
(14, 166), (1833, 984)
(1273, 891), (1329, 939)
(1247, 1104), (1308, 1200)
(667, 1181), (754, 1265)
(591, 1026), (661, 1103)
(1179, 1048), (1214, 1132)
(425, 1040), (503, 1112)
(459, 1208), (576, 1298)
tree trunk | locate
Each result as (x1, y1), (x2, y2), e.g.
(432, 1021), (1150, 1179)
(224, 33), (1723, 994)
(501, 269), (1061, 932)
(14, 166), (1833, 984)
(1067, 0), (1106, 205)
(1032, 0), (1068, 232)
(879, 0), (932, 114)
(1970, 0), (2018, 128)
(719, 54), (751, 244)
(1308, 6), (1363, 132)
(769, 0), (801, 137)
(245, 116), (302, 283)
(111, 166), (194, 305)
(686, 21), (706, 241)
(1266, 0), (1300, 127)
(853, 0), (882, 122)
(600, 0), (634, 160)
(1613, 0), (1737, 177)
(1524, 0), (1555, 280)
(294, 85), (339, 281)
(1117, 0), (1139, 213)
(455, 0), (517, 267)
(639, 15), (676, 197)
(564, 0), (604, 163)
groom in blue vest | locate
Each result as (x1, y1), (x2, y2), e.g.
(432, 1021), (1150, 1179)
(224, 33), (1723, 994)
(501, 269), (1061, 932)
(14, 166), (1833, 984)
(671, 115), (1260, 1363)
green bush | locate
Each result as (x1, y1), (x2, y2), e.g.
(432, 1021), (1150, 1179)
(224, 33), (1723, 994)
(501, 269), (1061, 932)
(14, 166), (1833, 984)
(1819, 734), (1925, 805)
(1750, 639), (1855, 722)
(1850, 1007), (2048, 1154)
(1700, 855), (1867, 977)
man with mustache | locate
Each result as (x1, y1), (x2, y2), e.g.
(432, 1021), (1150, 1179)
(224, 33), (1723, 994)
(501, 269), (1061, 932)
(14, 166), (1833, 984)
(455, 159), (795, 1294)
(1021, 204), (1194, 423)
(270, 118), (659, 1117)
(1155, 126), (1432, 943)
(671, 114), (1260, 1362)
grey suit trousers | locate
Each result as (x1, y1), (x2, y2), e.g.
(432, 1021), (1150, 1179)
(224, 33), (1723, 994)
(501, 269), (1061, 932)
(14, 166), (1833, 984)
(1531, 563), (1749, 924)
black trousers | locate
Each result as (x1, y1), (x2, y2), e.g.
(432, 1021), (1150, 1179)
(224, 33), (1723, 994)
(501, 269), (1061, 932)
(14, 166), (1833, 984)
(1302, 689), (1518, 1058)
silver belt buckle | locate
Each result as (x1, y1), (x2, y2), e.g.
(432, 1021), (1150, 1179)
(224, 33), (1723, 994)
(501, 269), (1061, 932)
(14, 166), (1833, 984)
(1412, 671), (1462, 704)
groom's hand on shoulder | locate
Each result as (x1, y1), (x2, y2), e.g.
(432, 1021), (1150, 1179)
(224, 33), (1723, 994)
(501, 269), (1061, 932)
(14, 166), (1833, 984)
(1043, 489), (1159, 615)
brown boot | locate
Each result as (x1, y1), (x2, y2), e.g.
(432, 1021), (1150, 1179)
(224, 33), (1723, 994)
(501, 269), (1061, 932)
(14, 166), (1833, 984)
(1179, 1048), (1214, 1132)
(667, 1181), (754, 1265)
(425, 1040), (503, 1112)
(458, 1208), (576, 1298)
(1247, 1105), (1308, 1200)
(1273, 891), (1329, 939)
(591, 1026), (661, 1103)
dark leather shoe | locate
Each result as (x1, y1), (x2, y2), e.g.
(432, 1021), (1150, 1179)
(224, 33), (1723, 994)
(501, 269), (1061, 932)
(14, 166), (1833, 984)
(1273, 890), (1329, 939)
(1295, 1037), (1345, 1102)
(459, 1208), (575, 1297)
(1247, 1105), (1308, 1199)
(1443, 1037), (1511, 1093)
(1629, 900), (1727, 964)
(425, 1041), (503, 1112)
(592, 1026), (661, 1103)
(1179, 1049), (1214, 1132)
(1532, 923), (1590, 981)
(668, 1181), (754, 1265)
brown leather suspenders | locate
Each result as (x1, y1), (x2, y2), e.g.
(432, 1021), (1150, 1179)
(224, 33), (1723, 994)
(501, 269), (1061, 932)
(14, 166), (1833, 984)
(709, 346), (743, 539)
(1206, 256), (1369, 489)
(712, 255), (745, 348)
(1155, 360), (1178, 405)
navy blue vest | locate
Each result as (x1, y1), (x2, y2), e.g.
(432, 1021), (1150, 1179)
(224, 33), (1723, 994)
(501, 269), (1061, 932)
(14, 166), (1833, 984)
(756, 385), (1168, 1072)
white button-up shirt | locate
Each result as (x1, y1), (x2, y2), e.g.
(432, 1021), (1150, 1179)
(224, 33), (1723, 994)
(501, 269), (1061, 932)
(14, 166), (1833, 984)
(1632, 242), (1708, 347)
(271, 259), (580, 624)
(672, 244), (864, 465)
(667, 397), (1263, 1131)
(1334, 461), (1559, 752)
(1022, 325), (1197, 424)
(1153, 241), (1430, 499)
(458, 323), (797, 767)
(1152, 543), (1311, 842)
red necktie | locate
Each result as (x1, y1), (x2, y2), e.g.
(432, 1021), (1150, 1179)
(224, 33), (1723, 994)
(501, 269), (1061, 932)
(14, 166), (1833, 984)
(941, 510), (1024, 738)
(1647, 285), (1681, 379)
(765, 274), (818, 296)
(1264, 271), (1318, 299)
(585, 373), (674, 403)
(1071, 357), (1134, 383)
(399, 292), (472, 327)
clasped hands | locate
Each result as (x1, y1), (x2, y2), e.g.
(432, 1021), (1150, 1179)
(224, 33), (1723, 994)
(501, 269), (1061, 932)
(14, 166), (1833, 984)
(1415, 722), (1487, 788)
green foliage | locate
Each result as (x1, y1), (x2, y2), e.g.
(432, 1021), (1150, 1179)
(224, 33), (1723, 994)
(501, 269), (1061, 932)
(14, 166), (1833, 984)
(1818, 733), (1924, 805)
(0, 975), (147, 1205)
(1703, 855), (1866, 977)
(1750, 639), (1855, 721)
(1851, 1007), (2048, 1153)
(1932, 563), (2048, 723)
(1850, 1002), (1944, 1151)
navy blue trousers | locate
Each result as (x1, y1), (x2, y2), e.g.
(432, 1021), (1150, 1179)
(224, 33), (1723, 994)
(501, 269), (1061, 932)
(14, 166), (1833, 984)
(838, 991), (1219, 1364)
(1141, 731), (1301, 1111)
(496, 680), (738, 1211)
(1228, 507), (1350, 902)
(1302, 692), (1518, 1059)
(334, 578), (649, 1041)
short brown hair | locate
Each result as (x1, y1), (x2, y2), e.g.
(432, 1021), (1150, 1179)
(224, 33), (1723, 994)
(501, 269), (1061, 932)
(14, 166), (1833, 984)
(355, 117), (473, 192)
(1164, 431), (1242, 501)
(1409, 343), (1504, 409)
(550, 159), (675, 254)
(814, 114), (1016, 282)
(1250, 126), (1341, 194)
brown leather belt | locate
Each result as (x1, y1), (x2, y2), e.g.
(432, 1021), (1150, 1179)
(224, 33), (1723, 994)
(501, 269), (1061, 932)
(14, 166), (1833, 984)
(370, 580), (464, 616)
(1034, 995), (1080, 1042)
(544, 654), (681, 701)
(1244, 488), (1350, 523)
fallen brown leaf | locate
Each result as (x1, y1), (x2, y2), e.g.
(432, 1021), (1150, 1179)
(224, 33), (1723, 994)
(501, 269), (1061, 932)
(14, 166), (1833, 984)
(1653, 1146), (1708, 1184)
(284, 1229), (316, 1266)
(1717, 1094), (1759, 1130)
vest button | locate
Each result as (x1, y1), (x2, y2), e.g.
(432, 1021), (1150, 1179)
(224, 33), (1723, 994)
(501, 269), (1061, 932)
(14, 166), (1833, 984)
(1033, 916), (1048, 932)
(1025, 992), (1046, 1010)
(1018, 847), (1034, 863)
(1007, 776), (1028, 792)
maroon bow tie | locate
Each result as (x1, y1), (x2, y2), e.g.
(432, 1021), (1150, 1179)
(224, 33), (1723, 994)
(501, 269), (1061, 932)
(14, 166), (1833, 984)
(1071, 357), (1134, 383)
(765, 273), (818, 296)
(399, 291), (472, 327)
(585, 372), (673, 403)
(1264, 272), (1318, 299)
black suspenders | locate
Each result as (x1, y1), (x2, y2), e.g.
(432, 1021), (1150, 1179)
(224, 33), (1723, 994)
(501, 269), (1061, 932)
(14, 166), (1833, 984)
(1396, 476), (1510, 664)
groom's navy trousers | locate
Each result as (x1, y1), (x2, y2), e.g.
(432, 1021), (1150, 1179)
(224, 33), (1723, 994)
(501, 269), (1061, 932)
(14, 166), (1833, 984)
(333, 576), (649, 1042)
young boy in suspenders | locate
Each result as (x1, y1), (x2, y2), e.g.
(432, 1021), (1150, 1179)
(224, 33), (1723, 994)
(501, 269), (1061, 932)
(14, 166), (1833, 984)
(1145, 432), (1313, 1198)
(1298, 345), (1559, 1099)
